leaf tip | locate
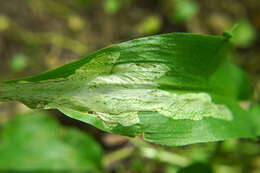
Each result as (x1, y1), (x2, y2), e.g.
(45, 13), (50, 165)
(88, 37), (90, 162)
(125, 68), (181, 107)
(222, 24), (239, 40)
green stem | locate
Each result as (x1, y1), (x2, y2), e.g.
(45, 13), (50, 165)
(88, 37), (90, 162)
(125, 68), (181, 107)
(130, 138), (190, 167)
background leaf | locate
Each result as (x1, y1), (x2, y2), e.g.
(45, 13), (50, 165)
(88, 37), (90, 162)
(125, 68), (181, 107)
(0, 112), (103, 172)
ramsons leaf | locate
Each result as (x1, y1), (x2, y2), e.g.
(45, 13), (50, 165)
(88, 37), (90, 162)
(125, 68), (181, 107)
(0, 112), (103, 172)
(0, 33), (257, 146)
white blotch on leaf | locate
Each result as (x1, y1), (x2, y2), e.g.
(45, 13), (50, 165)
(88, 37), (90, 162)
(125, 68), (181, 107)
(69, 52), (121, 79)
(64, 62), (232, 128)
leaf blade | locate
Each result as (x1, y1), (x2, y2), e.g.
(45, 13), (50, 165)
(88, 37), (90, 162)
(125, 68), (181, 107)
(0, 32), (257, 146)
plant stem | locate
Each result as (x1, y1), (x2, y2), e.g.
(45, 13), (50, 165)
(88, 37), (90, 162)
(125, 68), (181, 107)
(130, 138), (190, 167)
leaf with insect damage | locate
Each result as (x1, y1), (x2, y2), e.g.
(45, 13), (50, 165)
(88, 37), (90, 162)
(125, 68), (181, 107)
(0, 33), (257, 146)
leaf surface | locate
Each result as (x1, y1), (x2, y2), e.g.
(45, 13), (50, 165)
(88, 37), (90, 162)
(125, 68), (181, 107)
(0, 33), (257, 146)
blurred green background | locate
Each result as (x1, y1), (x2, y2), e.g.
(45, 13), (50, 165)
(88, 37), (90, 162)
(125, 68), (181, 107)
(0, 0), (259, 172)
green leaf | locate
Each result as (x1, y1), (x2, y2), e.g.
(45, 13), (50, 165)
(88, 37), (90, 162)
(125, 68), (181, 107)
(0, 33), (257, 146)
(249, 104), (260, 135)
(0, 112), (103, 172)
(137, 15), (162, 35)
(171, 0), (199, 23)
(104, 0), (122, 14)
(9, 54), (28, 72)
